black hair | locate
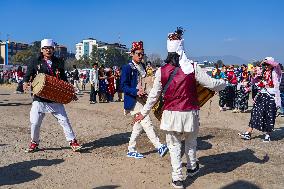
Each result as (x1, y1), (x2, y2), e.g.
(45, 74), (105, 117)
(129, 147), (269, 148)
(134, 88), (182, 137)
(73, 65), (77, 69)
(92, 63), (98, 67)
(17, 66), (22, 72)
(165, 52), (180, 67)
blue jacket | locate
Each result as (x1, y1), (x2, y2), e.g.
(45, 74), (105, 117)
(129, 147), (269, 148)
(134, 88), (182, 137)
(121, 62), (140, 110)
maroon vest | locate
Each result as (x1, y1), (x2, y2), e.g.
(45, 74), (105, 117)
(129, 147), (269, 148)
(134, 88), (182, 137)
(161, 64), (199, 111)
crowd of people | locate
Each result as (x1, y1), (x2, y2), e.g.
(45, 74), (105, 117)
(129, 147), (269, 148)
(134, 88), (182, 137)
(211, 59), (283, 143)
(0, 66), (26, 93)
(1, 29), (283, 188)
(212, 63), (284, 114)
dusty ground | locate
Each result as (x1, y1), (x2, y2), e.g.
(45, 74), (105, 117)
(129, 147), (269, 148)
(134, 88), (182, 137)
(0, 84), (284, 189)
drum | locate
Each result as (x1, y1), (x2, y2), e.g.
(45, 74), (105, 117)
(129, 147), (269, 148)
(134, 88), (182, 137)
(152, 83), (215, 121)
(32, 73), (75, 104)
(196, 83), (215, 107)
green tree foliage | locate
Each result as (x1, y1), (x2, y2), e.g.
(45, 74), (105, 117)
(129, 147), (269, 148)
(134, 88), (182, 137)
(105, 47), (129, 67)
(216, 60), (224, 67)
(12, 50), (33, 65)
(90, 45), (106, 66)
(12, 41), (41, 65)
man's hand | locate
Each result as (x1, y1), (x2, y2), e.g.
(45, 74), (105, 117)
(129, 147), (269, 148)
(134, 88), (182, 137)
(137, 86), (147, 97)
(133, 112), (145, 123)
(23, 82), (30, 92)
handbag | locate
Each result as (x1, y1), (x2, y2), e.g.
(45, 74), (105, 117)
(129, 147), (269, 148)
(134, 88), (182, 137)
(152, 67), (179, 121)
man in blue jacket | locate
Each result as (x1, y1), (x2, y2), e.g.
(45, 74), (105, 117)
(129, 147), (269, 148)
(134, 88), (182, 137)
(121, 41), (168, 159)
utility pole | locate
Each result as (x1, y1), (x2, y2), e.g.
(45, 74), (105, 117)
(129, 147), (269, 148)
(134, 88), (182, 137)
(5, 34), (10, 65)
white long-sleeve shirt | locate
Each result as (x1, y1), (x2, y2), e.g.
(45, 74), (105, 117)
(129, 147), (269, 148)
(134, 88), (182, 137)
(89, 69), (99, 91)
(140, 64), (226, 117)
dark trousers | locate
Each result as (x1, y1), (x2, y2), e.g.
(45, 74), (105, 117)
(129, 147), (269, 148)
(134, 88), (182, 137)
(226, 85), (236, 109)
(16, 80), (24, 92)
(90, 84), (97, 102)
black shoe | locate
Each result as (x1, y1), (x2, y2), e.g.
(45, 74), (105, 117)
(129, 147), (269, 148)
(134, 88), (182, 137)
(171, 180), (184, 189)
(238, 132), (251, 140)
(187, 162), (200, 177)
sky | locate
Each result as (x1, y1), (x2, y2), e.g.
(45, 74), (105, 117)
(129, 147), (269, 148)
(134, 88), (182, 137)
(1, 0), (284, 63)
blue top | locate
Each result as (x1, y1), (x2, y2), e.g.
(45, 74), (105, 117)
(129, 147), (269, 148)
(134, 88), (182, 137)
(120, 62), (139, 110)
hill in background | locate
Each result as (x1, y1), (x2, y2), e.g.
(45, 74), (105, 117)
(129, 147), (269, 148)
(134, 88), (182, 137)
(191, 55), (248, 65)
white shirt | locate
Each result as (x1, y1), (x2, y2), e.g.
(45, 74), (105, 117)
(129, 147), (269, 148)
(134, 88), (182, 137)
(141, 63), (226, 117)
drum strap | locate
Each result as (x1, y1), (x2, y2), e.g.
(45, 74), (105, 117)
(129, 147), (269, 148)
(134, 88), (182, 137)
(162, 67), (179, 96)
(44, 60), (54, 76)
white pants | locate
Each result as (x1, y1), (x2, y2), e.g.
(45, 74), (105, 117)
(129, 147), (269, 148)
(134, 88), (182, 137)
(30, 101), (76, 143)
(166, 130), (198, 181)
(73, 80), (81, 93)
(128, 115), (162, 152)
(127, 102), (162, 152)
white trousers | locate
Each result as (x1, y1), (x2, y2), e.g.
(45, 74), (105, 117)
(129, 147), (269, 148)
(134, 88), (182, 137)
(127, 101), (162, 152)
(166, 130), (199, 181)
(30, 101), (76, 143)
(128, 114), (162, 152)
(73, 80), (81, 93)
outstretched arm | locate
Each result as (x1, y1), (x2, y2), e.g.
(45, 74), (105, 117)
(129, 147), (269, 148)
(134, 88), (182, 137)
(195, 64), (226, 92)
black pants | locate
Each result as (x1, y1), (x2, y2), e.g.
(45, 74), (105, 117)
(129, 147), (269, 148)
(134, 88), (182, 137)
(236, 87), (249, 111)
(219, 89), (227, 107)
(251, 85), (258, 100)
(90, 84), (97, 102)
(16, 80), (24, 92)
(249, 93), (276, 132)
(226, 85), (236, 109)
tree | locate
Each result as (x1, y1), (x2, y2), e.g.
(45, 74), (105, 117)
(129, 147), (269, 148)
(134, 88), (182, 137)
(147, 53), (163, 66)
(104, 47), (129, 67)
(12, 50), (33, 65)
(11, 41), (41, 65)
(216, 60), (224, 67)
(90, 45), (106, 66)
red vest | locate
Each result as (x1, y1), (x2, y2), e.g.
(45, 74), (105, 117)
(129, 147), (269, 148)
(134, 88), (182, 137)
(161, 64), (199, 111)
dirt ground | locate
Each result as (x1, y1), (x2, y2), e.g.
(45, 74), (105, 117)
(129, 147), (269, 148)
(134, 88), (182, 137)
(0, 84), (284, 189)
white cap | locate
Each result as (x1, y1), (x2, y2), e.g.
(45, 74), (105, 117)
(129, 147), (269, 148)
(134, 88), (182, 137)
(264, 56), (274, 62)
(41, 39), (55, 48)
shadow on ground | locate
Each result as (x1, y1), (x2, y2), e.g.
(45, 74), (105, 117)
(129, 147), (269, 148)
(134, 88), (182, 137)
(184, 149), (268, 187)
(81, 132), (131, 152)
(0, 159), (64, 186)
(250, 126), (284, 141)
(0, 102), (32, 106)
(220, 180), (261, 189)
(93, 185), (120, 189)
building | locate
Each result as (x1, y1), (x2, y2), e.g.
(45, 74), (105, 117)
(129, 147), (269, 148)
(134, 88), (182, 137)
(54, 45), (68, 59)
(75, 38), (128, 60)
(75, 38), (98, 60)
(0, 40), (29, 65)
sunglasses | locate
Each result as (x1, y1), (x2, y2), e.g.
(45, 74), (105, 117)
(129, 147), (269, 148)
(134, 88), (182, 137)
(134, 52), (144, 57)
(42, 47), (54, 50)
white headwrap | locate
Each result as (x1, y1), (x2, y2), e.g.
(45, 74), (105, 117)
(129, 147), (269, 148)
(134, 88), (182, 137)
(167, 34), (194, 74)
(41, 39), (55, 49)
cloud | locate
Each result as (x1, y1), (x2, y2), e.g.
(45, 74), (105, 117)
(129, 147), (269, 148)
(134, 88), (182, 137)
(224, 37), (237, 42)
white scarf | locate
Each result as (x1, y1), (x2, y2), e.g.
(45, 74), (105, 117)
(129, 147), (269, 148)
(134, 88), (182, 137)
(167, 39), (194, 75)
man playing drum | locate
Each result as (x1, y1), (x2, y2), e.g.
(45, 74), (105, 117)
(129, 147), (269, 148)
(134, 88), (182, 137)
(134, 28), (226, 188)
(23, 39), (82, 152)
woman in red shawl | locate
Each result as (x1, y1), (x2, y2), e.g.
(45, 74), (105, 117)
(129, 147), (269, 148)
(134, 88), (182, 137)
(106, 68), (115, 102)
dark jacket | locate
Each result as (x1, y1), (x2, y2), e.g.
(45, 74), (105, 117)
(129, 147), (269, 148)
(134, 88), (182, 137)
(24, 55), (67, 103)
(121, 61), (146, 110)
